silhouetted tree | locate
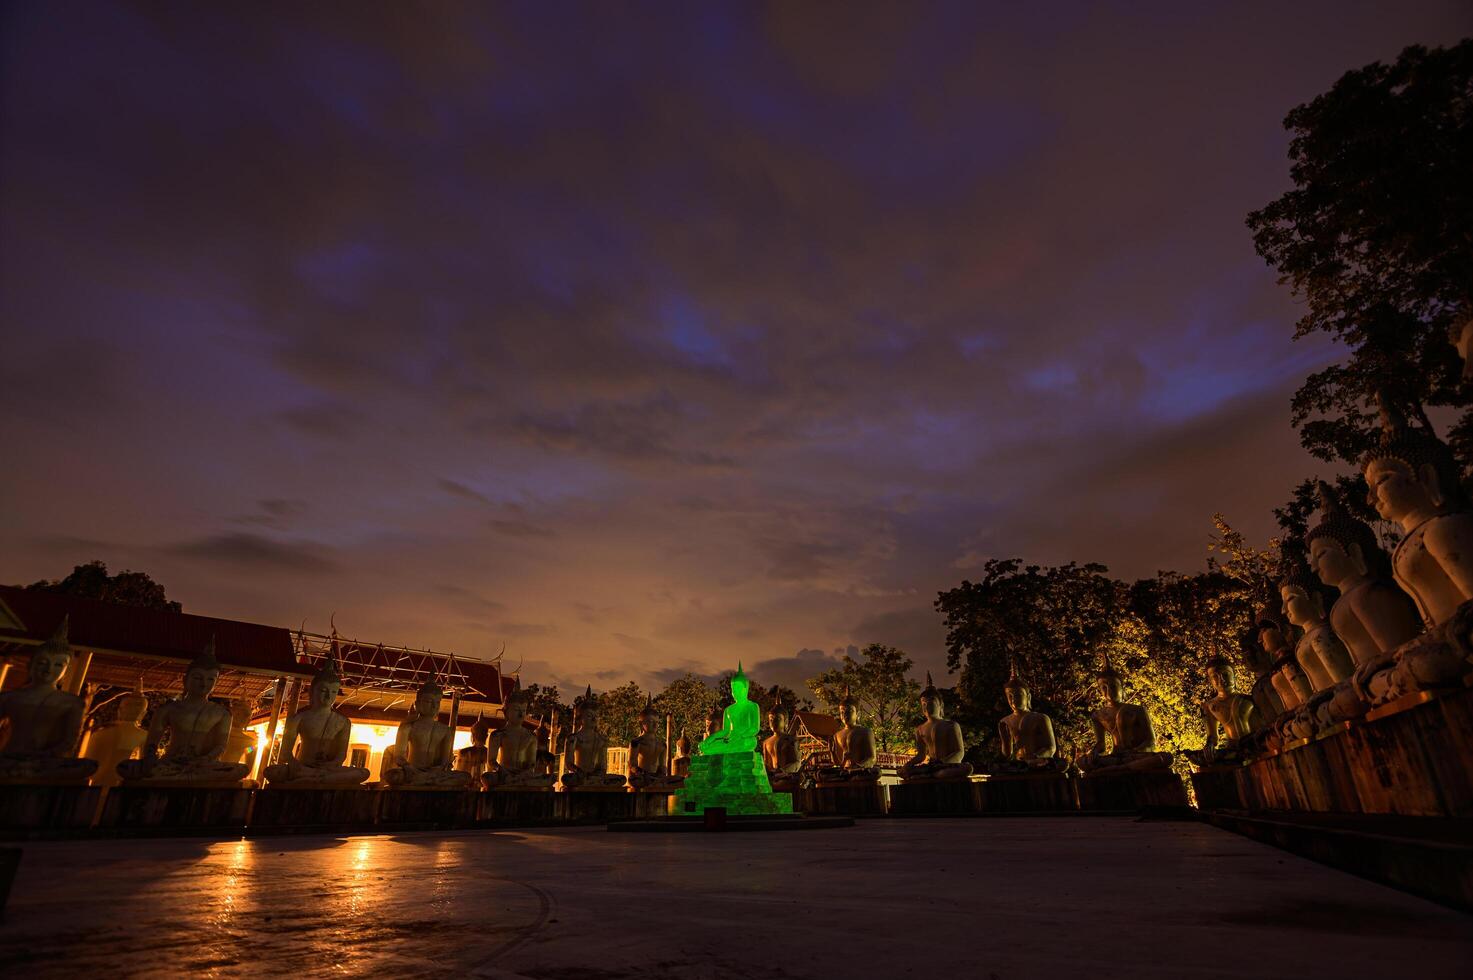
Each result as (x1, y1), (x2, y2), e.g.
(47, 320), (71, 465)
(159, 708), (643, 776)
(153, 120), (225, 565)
(24, 560), (181, 612)
(805, 644), (921, 753)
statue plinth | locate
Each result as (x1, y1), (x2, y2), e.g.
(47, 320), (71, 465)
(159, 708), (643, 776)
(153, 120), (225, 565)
(564, 789), (637, 823)
(674, 752), (793, 816)
(0, 784), (101, 831)
(376, 786), (475, 827)
(474, 788), (562, 824)
(99, 785), (253, 829)
(888, 776), (982, 815)
(976, 772), (1076, 813)
(251, 787), (380, 829)
(1074, 770), (1188, 811)
(793, 782), (888, 816)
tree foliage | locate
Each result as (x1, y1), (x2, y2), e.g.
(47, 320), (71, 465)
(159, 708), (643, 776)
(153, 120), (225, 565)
(804, 643), (921, 752)
(24, 560), (181, 612)
(1247, 41), (1473, 465)
(578, 681), (647, 746)
(653, 673), (720, 744)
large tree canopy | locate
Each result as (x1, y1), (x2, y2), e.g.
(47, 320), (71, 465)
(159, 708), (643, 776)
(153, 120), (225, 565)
(805, 643), (921, 753)
(1248, 41), (1473, 465)
(23, 560), (182, 612)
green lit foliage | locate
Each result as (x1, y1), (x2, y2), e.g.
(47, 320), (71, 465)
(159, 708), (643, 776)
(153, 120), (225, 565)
(804, 644), (922, 752)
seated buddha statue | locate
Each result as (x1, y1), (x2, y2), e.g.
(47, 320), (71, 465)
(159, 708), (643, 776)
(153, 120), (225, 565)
(1255, 604), (1309, 714)
(454, 714), (491, 782)
(760, 699), (802, 792)
(1185, 658), (1258, 767)
(535, 710), (563, 777)
(560, 687), (627, 788)
(816, 686), (881, 783)
(0, 617), (98, 785)
(991, 661), (1066, 774)
(1278, 539), (1355, 693)
(1357, 399), (1473, 699)
(118, 638), (253, 785)
(263, 659), (370, 787)
(380, 680), (471, 788)
(1248, 605), (1287, 726)
(628, 698), (683, 789)
(899, 673), (972, 781)
(223, 698), (258, 770)
(670, 734), (692, 777)
(699, 664), (761, 756)
(483, 688), (554, 788)
(1075, 656), (1172, 773)
(83, 679), (149, 788)
(698, 705), (724, 751)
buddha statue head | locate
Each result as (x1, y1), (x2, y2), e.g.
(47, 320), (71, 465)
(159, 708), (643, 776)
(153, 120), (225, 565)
(184, 637), (222, 698)
(767, 697), (791, 736)
(118, 680), (148, 726)
(1003, 658), (1030, 713)
(730, 662), (751, 703)
(638, 696), (660, 734)
(229, 698), (252, 729)
(504, 686), (530, 726)
(1278, 540), (1333, 629)
(1362, 396), (1467, 526)
(675, 733), (691, 756)
(920, 672), (947, 720)
(29, 616), (73, 687)
(414, 679), (443, 719)
(1207, 657), (1235, 698)
(309, 658), (343, 709)
(1253, 603), (1293, 661)
(1095, 654), (1124, 706)
(1307, 480), (1393, 589)
(469, 713), (491, 748)
(575, 686), (600, 729)
(838, 686), (859, 727)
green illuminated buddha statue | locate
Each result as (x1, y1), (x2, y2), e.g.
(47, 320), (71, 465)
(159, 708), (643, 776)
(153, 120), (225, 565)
(992, 660), (1065, 773)
(483, 687), (554, 788)
(1075, 655), (1171, 773)
(675, 663), (793, 815)
(264, 659), (370, 786)
(899, 673), (972, 781)
(816, 686), (881, 783)
(628, 698), (683, 789)
(700, 665), (761, 755)
(761, 698), (803, 792)
(118, 638), (253, 785)
(381, 680), (471, 788)
(0, 617), (98, 785)
(561, 687), (627, 788)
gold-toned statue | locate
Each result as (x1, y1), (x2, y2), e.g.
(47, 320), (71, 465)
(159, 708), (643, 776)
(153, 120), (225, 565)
(263, 659), (369, 786)
(455, 714), (492, 782)
(560, 687), (627, 788)
(381, 679), (471, 788)
(899, 673), (972, 781)
(83, 679), (149, 788)
(1075, 655), (1171, 773)
(1186, 658), (1258, 767)
(761, 698), (802, 792)
(0, 617), (98, 784)
(628, 698), (683, 789)
(118, 638), (252, 785)
(816, 686), (881, 783)
(700, 705), (723, 747)
(671, 734), (692, 777)
(483, 688), (554, 788)
(993, 660), (1065, 773)
(223, 698), (258, 769)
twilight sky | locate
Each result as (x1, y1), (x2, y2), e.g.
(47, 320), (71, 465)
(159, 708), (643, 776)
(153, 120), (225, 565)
(2, 1), (1469, 694)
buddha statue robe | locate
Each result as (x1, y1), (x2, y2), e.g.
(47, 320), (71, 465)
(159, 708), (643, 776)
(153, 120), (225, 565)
(0, 617), (98, 785)
(992, 667), (1066, 774)
(117, 639), (251, 786)
(899, 673), (972, 781)
(263, 660), (370, 787)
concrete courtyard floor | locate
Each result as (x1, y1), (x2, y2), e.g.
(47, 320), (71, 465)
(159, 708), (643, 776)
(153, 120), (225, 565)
(1, 817), (1469, 979)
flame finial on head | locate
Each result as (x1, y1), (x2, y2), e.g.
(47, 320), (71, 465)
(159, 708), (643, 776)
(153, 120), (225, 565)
(189, 635), (220, 673)
(1005, 656), (1025, 691)
(36, 615), (72, 658)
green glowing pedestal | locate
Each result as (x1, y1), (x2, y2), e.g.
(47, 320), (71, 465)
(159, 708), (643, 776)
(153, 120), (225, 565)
(673, 751), (794, 816)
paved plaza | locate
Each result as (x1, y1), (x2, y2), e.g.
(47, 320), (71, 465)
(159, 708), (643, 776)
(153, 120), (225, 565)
(1, 818), (1469, 978)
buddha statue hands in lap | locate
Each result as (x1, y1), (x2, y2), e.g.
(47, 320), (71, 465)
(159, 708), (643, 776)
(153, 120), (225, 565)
(816, 686), (881, 784)
(0, 617), (98, 785)
(380, 680), (471, 788)
(628, 697), (683, 789)
(560, 687), (627, 788)
(899, 672), (973, 781)
(263, 659), (369, 787)
(1075, 655), (1172, 774)
(991, 660), (1066, 774)
(118, 637), (252, 786)
(760, 697), (803, 792)
(483, 687), (555, 788)
(1185, 658), (1258, 767)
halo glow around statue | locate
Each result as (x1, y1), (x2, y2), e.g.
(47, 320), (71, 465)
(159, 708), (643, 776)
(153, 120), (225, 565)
(674, 663), (793, 815)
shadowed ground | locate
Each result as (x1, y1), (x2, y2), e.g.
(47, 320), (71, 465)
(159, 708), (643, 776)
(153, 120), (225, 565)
(1, 818), (1468, 978)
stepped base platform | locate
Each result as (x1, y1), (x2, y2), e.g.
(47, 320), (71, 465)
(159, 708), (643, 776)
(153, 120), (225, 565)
(1075, 770), (1188, 811)
(673, 750), (793, 816)
(249, 787), (378, 831)
(99, 786), (252, 830)
(794, 782), (888, 816)
(0, 785), (101, 834)
(888, 777), (981, 815)
(977, 772), (1076, 813)
(609, 812), (854, 832)
(1207, 809), (1473, 912)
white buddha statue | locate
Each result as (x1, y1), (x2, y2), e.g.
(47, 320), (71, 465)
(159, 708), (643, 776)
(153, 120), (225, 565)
(899, 673), (972, 781)
(0, 617), (98, 784)
(381, 680), (472, 788)
(263, 659), (370, 787)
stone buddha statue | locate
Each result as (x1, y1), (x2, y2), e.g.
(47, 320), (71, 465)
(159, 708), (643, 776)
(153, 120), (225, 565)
(628, 698), (683, 789)
(223, 698), (258, 769)
(535, 710), (563, 776)
(263, 659), (370, 787)
(483, 688), (555, 788)
(381, 680), (471, 788)
(816, 686), (881, 783)
(0, 617), (98, 785)
(1248, 605), (1287, 725)
(1278, 540), (1355, 692)
(118, 638), (253, 785)
(561, 687), (627, 788)
(899, 672), (973, 781)
(671, 734), (692, 777)
(992, 661), (1065, 773)
(455, 714), (492, 782)
(1255, 604), (1309, 713)
(83, 680), (149, 788)
(1075, 656), (1172, 773)
(1186, 658), (1258, 767)
(761, 699), (802, 792)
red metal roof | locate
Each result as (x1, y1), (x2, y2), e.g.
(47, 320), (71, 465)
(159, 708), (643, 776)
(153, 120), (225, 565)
(795, 710), (841, 739)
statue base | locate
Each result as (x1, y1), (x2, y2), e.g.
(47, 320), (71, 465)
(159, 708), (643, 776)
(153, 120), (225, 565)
(376, 787), (475, 827)
(633, 789), (677, 818)
(1190, 766), (1247, 811)
(793, 783), (888, 816)
(888, 777), (982, 815)
(250, 787), (378, 830)
(99, 785), (252, 829)
(564, 789), (636, 823)
(1075, 771), (1188, 811)
(673, 752), (793, 816)
(977, 772), (1076, 813)
(475, 788), (560, 824)
(0, 784), (101, 832)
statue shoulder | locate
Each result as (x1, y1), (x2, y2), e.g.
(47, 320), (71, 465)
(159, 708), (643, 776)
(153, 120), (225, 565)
(1421, 512), (1473, 552)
